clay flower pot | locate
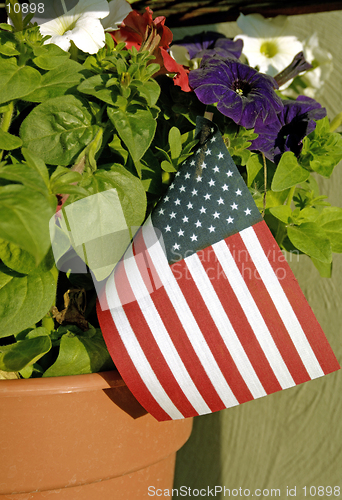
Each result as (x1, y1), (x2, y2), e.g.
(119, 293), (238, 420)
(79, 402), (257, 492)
(0, 371), (193, 499)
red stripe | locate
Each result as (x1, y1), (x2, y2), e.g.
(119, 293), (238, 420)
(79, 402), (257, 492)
(172, 257), (254, 404)
(253, 221), (341, 375)
(96, 290), (171, 421)
(135, 231), (227, 413)
(225, 230), (311, 385)
(199, 243), (283, 395)
(115, 257), (199, 418)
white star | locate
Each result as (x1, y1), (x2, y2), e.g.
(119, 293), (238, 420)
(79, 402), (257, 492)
(200, 161), (207, 168)
(177, 229), (184, 237)
(208, 225), (215, 233)
(179, 185), (186, 192)
(165, 224), (172, 232)
(195, 220), (202, 228)
(163, 196), (169, 202)
(210, 136), (216, 143)
(159, 208), (165, 215)
(175, 171), (181, 177)
(196, 175), (202, 182)
(182, 216), (189, 223)
(196, 149), (201, 154)
(190, 160), (196, 166)
(170, 211), (177, 218)
(245, 208), (252, 215)
(169, 183), (175, 190)
(235, 189), (242, 196)
(174, 199), (181, 205)
(185, 172), (191, 179)
(208, 179), (215, 187)
(205, 149), (211, 156)
(222, 184), (229, 191)
(213, 166), (219, 173)
(200, 206), (206, 214)
(218, 152), (224, 159)
(190, 234), (198, 241)
(187, 202), (193, 209)
(226, 170), (233, 177)
(204, 193), (211, 200)
(173, 243), (180, 250)
(191, 189), (198, 196)
(231, 203), (238, 210)
(226, 217), (234, 224)
(217, 197), (224, 205)
(213, 212), (220, 219)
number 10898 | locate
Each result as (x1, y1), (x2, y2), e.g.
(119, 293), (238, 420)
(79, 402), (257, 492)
(7, 3), (45, 14)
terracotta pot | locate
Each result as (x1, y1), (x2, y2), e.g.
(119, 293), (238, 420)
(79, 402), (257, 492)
(0, 371), (193, 499)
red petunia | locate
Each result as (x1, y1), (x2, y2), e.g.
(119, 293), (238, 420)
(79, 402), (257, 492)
(110, 8), (191, 92)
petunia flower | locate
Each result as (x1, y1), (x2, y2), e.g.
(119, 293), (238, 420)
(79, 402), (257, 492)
(188, 58), (283, 129)
(300, 33), (333, 98)
(101, 0), (132, 31)
(251, 95), (327, 163)
(111, 7), (191, 91)
(170, 32), (243, 69)
(35, 0), (130, 54)
(234, 13), (304, 80)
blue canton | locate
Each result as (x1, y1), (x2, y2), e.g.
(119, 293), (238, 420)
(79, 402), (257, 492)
(151, 117), (262, 264)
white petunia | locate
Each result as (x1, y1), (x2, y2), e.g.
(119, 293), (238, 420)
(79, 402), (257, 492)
(301, 33), (333, 97)
(234, 13), (304, 78)
(101, 0), (132, 31)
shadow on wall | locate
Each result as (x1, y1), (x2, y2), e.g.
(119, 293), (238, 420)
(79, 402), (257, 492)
(174, 412), (222, 496)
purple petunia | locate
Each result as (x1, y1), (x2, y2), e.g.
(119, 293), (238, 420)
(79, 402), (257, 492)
(189, 58), (283, 129)
(172, 32), (243, 61)
(251, 96), (327, 163)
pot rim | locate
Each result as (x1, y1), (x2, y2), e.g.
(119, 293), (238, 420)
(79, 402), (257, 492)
(0, 370), (125, 397)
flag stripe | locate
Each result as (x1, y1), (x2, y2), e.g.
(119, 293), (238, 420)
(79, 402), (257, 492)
(219, 232), (310, 386)
(199, 244), (284, 395)
(122, 243), (212, 416)
(172, 258), (256, 404)
(100, 281), (180, 420)
(143, 219), (240, 409)
(240, 224), (325, 380)
(185, 252), (268, 399)
(253, 222), (341, 375)
(132, 230), (228, 412)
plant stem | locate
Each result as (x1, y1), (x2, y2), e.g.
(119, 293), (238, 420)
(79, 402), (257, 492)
(0, 100), (14, 162)
(286, 185), (296, 207)
(42, 265), (59, 331)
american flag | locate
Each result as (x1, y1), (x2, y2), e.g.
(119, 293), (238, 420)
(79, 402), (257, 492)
(97, 117), (340, 421)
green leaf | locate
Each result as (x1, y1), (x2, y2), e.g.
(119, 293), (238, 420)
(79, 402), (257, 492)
(0, 128), (22, 150)
(311, 257), (332, 278)
(0, 239), (36, 274)
(0, 266), (56, 338)
(246, 154), (263, 187)
(0, 30), (20, 56)
(107, 105), (157, 163)
(316, 207), (342, 252)
(77, 73), (121, 106)
(287, 222), (332, 263)
(32, 43), (70, 70)
(161, 160), (177, 173)
(0, 336), (51, 372)
(131, 79), (160, 106)
(24, 60), (91, 102)
(0, 162), (49, 196)
(271, 151), (310, 192)
(22, 148), (50, 187)
(43, 327), (114, 377)
(0, 58), (41, 105)
(169, 126), (182, 160)
(269, 205), (292, 224)
(0, 184), (56, 263)
(20, 95), (99, 166)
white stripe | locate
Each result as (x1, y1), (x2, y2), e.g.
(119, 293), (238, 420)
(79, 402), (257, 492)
(123, 244), (212, 416)
(185, 252), (267, 399)
(213, 239), (295, 389)
(105, 276), (183, 420)
(240, 226), (324, 379)
(143, 218), (240, 409)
